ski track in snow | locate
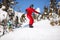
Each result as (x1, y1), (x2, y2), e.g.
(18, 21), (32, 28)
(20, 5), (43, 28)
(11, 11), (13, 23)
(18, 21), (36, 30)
(0, 20), (60, 40)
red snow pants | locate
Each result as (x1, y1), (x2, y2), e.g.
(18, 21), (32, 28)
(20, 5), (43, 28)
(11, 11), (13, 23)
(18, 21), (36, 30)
(27, 15), (34, 25)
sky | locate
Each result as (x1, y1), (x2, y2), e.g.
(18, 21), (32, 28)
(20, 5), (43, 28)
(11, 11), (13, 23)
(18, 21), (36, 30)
(0, 0), (60, 13)
(14, 0), (50, 13)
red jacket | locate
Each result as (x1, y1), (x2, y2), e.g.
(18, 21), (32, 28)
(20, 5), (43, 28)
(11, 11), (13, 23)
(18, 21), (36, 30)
(26, 7), (39, 16)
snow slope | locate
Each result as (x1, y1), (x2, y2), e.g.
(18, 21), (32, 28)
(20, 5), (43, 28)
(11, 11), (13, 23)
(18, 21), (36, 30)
(0, 20), (60, 40)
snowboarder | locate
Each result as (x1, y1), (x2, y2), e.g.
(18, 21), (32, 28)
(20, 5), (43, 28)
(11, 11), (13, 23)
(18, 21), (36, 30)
(26, 4), (40, 28)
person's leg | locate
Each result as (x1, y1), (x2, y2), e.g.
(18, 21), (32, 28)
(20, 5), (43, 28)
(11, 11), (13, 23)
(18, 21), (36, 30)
(27, 16), (34, 28)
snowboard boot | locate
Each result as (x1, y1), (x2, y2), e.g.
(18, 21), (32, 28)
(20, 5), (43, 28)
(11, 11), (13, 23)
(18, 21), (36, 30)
(29, 24), (33, 28)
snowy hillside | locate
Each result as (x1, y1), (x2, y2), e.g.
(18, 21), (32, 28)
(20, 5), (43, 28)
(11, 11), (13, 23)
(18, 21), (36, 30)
(0, 20), (60, 40)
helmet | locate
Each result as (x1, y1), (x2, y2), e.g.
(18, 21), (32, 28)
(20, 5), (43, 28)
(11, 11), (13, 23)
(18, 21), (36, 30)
(30, 4), (34, 8)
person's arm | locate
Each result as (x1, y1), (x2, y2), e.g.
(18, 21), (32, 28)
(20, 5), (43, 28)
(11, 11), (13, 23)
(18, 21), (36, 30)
(32, 8), (41, 14)
(25, 9), (27, 14)
(26, 9), (27, 12)
(33, 8), (39, 13)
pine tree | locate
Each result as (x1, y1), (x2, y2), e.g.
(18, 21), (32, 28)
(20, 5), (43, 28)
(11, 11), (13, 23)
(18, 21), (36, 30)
(57, 2), (60, 17)
(44, 6), (48, 14)
(49, 0), (57, 12)
(2, 0), (18, 11)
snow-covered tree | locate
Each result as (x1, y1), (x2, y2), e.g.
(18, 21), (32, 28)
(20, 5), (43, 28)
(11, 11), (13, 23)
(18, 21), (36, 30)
(2, 0), (18, 11)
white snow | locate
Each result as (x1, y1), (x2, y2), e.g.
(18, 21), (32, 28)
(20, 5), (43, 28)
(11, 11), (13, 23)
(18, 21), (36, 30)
(0, 7), (60, 40)
(0, 25), (3, 36)
(0, 20), (60, 40)
(0, 9), (7, 22)
(35, 7), (40, 15)
(36, 8), (40, 12)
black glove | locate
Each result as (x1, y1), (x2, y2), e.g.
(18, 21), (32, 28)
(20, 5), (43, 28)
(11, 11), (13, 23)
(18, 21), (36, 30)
(38, 13), (41, 15)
